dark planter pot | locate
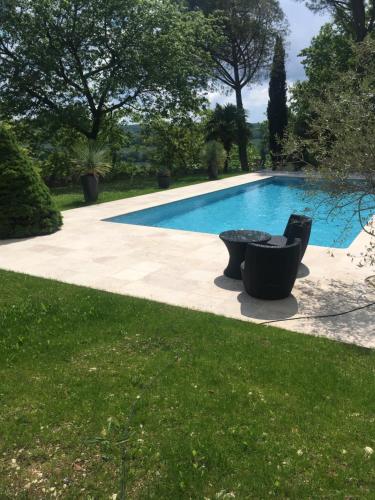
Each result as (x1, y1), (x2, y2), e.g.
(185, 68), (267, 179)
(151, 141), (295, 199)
(208, 167), (218, 180)
(80, 174), (99, 202)
(157, 173), (171, 189)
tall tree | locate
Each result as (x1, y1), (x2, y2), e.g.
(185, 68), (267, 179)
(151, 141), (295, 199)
(0, 0), (214, 140)
(267, 36), (288, 166)
(190, 0), (287, 171)
(289, 24), (353, 146)
(301, 0), (375, 42)
(285, 38), (375, 264)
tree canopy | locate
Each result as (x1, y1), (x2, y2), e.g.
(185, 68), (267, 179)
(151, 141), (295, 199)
(0, 0), (215, 140)
(285, 39), (375, 262)
(300, 0), (375, 41)
(205, 103), (248, 171)
(190, 0), (287, 170)
(143, 112), (205, 172)
(289, 23), (352, 141)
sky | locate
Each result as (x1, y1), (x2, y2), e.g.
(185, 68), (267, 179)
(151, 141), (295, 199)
(208, 0), (330, 122)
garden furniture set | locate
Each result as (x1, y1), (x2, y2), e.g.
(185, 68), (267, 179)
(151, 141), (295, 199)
(219, 214), (312, 300)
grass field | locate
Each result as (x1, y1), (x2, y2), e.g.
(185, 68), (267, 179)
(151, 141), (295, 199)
(51, 171), (246, 211)
(0, 270), (374, 498)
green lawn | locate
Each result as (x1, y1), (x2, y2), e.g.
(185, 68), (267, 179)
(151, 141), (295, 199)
(1, 271), (374, 497)
(51, 171), (246, 211)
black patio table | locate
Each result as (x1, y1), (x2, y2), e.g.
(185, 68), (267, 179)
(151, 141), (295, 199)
(219, 229), (272, 279)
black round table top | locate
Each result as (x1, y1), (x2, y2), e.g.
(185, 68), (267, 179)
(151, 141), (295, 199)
(219, 229), (271, 243)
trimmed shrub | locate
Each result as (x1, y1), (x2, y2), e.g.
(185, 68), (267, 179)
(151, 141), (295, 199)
(0, 123), (62, 238)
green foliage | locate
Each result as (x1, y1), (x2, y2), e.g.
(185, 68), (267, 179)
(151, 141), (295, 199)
(5, 118), (81, 186)
(143, 114), (205, 172)
(299, 24), (353, 86)
(301, 0), (374, 42)
(72, 140), (112, 177)
(258, 121), (270, 166)
(1, 269), (375, 497)
(289, 23), (353, 146)
(206, 104), (238, 151)
(39, 149), (75, 186)
(205, 104), (246, 171)
(107, 161), (157, 181)
(285, 39), (375, 263)
(0, 123), (62, 238)
(0, 0), (215, 140)
(9, 115), (130, 186)
(190, 0), (287, 170)
(229, 143), (261, 170)
(200, 140), (226, 179)
(267, 36), (288, 164)
(50, 171), (245, 211)
(37, 127), (82, 186)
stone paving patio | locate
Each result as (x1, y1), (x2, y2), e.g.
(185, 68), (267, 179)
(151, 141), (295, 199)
(1, 172), (374, 348)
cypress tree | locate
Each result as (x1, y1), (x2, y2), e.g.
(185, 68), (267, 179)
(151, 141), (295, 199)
(0, 123), (62, 238)
(267, 36), (288, 167)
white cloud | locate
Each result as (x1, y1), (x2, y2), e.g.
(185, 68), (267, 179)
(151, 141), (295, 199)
(208, 81), (295, 123)
(207, 84), (269, 122)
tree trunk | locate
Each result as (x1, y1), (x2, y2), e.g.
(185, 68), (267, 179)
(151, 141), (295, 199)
(235, 86), (249, 171)
(350, 0), (367, 42)
(88, 111), (103, 141)
(232, 42), (249, 172)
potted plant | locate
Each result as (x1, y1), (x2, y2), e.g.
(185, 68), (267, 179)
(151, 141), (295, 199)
(157, 167), (171, 189)
(73, 140), (112, 202)
(200, 140), (226, 180)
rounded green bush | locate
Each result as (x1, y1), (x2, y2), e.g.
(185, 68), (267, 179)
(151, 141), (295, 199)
(0, 123), (63, 238)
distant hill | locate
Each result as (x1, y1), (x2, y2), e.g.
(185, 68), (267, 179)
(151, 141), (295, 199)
(123, 121), (266, 152)
(249, 122), (265, 151)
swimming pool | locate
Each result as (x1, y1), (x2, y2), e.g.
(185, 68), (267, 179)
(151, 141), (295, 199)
(105, 176), (372, 248)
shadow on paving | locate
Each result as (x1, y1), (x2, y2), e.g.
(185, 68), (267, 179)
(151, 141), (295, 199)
(215, 272), (375, 347)
(0, 237), (31, 246)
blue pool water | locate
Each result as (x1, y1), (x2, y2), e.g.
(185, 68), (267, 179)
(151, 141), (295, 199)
(105, 177), (372, 248)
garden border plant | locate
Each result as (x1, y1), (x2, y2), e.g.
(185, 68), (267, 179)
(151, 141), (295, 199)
(0, 123), (62, 239)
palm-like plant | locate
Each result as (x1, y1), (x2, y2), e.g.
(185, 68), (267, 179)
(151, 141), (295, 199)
(206, 104), (246, 172)
(72, 139), (112, 202)
(72, 140), (112, 177)
(200, 140), (226, 180)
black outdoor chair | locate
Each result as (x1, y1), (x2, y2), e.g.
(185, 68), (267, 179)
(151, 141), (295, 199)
(241, 238), (301, 300)
(268, 214), (312, 262)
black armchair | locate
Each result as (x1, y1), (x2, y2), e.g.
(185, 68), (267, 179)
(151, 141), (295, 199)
(241, 238), (301, 299)
(268, 214), (312, 262)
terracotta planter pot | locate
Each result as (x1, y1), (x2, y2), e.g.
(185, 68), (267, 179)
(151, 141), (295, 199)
(80, 174), (99, 202)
